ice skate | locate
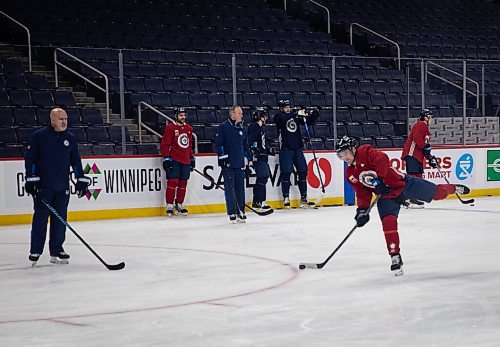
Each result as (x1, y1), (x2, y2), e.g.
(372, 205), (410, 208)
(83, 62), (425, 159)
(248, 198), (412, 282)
(50, 252), (70, 265)
(390, 253), (404, 276)
(454, 184), (470, 195)
(175, 202), (188, 216)
(29, 253), (40, 267)
(236, 212), (247, 223)
(166, 204), (174, 217)
(229, 214), (238, 223)
(300, 197), (316, 209)
(283, 196), (290, 209)
(403, 199), (424, 209)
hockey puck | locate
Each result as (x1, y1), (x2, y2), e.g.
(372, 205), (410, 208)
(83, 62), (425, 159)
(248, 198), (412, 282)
(471, 204), (475, 206)
(299, 264), (306, 270)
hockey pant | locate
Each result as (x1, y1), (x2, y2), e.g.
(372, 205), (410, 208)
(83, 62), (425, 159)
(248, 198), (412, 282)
(404, 155), (424, 178)
(30, 188), (70, 256)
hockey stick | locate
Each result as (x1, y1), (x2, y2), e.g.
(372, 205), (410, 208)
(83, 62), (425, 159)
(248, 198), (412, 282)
(434, 160), (474, 205)
(299, 195), (381, 270)
(194, 168), (273, 216)
(303, 121), (326, 206)
(41, 200), (125, 271)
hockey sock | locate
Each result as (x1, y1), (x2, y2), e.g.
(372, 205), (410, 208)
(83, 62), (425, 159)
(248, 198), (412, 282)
(297, 172), (308, 197)
(382, 215), (400, 255)
(433, 184), (455, 200)
(281, 173), (291, 198)
(166, 179), (179, 204)
(254, 177), (267, 202)
(176, 179), (188, 204)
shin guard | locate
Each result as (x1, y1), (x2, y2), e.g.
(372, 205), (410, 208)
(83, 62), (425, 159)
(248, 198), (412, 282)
(433, 184), (456, 201)
(176, 179), (188, 204)
(166, 179), (179, 204)
(382, 215), (400, 255)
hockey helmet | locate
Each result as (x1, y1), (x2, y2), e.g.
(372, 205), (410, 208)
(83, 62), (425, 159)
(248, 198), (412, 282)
(336, 135), (357, 152)
(419, 108), (433, 120)
(251, 107), (268, 122)
(278, 99), (291, 108)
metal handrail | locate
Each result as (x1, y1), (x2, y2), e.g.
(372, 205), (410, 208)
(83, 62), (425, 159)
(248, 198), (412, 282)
(308, 0), (330, 34)
(138, 102), (198, 153)
(0, 11), (31, 72)
(425, 61), (479, 108)
(54, 48), (110, 122)
(349, 23), (401, 69)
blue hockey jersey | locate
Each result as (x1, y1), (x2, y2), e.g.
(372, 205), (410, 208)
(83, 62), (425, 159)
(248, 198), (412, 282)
(215, 119), (252, 169)
(24, 125), (85, 192)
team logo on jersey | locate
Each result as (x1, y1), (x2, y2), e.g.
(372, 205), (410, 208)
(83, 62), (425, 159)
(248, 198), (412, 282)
(177, 133), (190, 149)
(64, 140), (69, 147)
(455, 153), (473, 180)
(359, 170), (378, 188)
(286, 118), (297, 132)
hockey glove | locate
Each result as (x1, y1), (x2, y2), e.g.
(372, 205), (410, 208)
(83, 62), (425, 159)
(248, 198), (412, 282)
(423, 144), (432, 159)
(372, 177), (391, 195)
(218, 154), (230, 168)
(269, 146), (280, 155)
(244, 164), (256, 178)
(190, 157), (196, 172)
(162, 157), (173, 173)
(428, 155), (438, 168)
(76, 176), (91, 198)
(25, 176), (41, 199)
(355, 208), (370, 227)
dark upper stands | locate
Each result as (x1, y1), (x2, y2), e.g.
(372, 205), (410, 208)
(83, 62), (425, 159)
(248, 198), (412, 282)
(1, 0), (499, 157)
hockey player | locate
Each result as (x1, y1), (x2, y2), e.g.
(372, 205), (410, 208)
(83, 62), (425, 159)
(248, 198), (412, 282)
(24, 107), (90, 266)
(215, 105), (253, 223)
(247, 106), (275, 213)
(401, 108), (438, 207)
(160, 107), (195, 216)
(336, 135), (470, 276)
(273, 99), (319, 208)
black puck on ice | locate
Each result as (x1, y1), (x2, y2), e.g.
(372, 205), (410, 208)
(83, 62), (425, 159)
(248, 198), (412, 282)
(299, 264), (306, 270)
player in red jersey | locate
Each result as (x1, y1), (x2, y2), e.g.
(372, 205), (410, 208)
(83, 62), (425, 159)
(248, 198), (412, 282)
(401, 109), (438, 207)
(160, 107), (195, 216)
(336, 136), (470, 276)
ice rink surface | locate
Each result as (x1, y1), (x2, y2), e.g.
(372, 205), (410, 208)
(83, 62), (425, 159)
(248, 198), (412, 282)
(1, 197), (499, 347)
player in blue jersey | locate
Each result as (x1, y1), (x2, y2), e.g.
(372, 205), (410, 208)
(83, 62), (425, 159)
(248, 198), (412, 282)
(24, 108), (90, 266)
(273, 99), (319, 208)
(247, 107), (276, 213)
(215, 105), (253, 223)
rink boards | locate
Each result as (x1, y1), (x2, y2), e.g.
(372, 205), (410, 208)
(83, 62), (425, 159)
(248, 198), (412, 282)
(1, 145), (499, 225)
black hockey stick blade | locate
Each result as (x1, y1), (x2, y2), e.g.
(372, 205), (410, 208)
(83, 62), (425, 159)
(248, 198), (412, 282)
(194, 168), (274, 216)
(42, 200), (126, 271)
(106, 262), (126, 271)
(247, 205), (274, 216)
(457, 195), (475, 205)
(299, 195), (381, 270)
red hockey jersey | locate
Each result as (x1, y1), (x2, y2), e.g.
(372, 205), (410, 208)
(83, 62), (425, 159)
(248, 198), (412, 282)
(401, 121), (431, 163)
(345, 145), (406, 209)
(160, 122), (193, 164)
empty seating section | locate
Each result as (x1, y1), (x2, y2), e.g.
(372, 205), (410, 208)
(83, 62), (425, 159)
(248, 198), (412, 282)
(0, 57), (139, 157)
(1, 0), (499, 157)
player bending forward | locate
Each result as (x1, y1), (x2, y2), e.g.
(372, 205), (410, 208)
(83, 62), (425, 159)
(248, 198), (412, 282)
(336, 136), (471, 276)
